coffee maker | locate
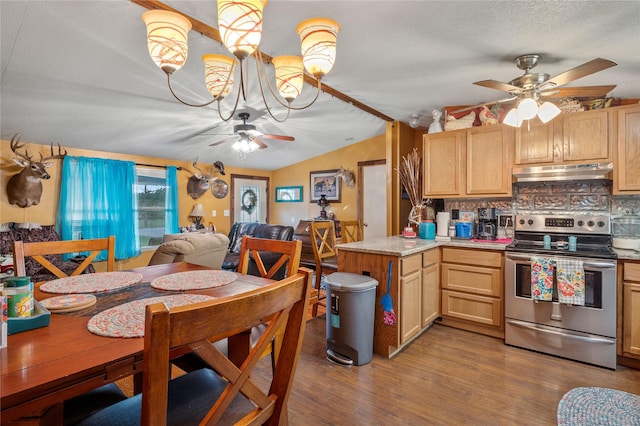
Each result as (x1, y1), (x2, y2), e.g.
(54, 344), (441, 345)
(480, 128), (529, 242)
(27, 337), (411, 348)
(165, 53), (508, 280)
(477, 207), (497, 240)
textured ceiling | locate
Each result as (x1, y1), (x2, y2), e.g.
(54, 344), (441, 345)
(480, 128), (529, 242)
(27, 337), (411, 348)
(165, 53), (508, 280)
(1, 1), (639, 170)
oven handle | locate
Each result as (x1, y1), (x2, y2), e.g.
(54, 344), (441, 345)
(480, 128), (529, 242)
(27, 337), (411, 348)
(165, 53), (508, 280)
(505, 253), (616, 270)
(506, 319), (616, 345)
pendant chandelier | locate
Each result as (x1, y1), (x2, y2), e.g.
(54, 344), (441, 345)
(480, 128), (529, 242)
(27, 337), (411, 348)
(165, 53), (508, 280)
(142, 1), (340, 122)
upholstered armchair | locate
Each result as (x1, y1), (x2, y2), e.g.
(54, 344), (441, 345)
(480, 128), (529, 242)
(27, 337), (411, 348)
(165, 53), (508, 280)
(148, 233), (230, 269)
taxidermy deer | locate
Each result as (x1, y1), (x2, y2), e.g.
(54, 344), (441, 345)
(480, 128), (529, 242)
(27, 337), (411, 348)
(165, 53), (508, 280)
(187, 158), (225, 199)
(7, 134), (67, 208)
(335, 166), (356, 188)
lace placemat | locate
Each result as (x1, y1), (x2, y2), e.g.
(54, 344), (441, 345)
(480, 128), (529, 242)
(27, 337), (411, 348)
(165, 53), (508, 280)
(87, 294), (215, 338)
(40, 272), (144, 294)
(150, 270), (237, 291)
(39, 294), (97, 312)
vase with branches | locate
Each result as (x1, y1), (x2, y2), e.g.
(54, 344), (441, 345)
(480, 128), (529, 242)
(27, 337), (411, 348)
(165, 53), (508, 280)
(398, 148), (424, 227)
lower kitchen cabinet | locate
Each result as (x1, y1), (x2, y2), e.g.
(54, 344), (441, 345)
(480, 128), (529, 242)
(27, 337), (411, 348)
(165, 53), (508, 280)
(622, 262), (640, 359)
(438, 247), (504, 338)
(337, 246), (440, 358)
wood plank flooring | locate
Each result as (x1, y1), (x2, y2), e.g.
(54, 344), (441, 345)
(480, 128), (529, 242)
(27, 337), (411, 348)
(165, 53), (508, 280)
(252, 317), (640, 425)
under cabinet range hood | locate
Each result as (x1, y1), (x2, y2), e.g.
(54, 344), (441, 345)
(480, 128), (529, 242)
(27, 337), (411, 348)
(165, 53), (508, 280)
(512, 162), (613, 182)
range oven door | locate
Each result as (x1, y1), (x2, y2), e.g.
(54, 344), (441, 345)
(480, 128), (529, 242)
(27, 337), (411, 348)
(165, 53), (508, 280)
(504, 252), (617, 338)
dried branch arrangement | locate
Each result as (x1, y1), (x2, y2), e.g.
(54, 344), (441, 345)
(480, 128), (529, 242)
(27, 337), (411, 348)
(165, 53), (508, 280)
(398, 147), (422, 207)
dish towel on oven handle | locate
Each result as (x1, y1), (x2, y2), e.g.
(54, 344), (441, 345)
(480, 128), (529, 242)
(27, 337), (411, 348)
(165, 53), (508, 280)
(531, 256), (555, 301)
(556, 258), (585, 305)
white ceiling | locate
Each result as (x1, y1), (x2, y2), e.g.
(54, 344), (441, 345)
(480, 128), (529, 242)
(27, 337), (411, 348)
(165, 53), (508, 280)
(1, 1), (639, 170)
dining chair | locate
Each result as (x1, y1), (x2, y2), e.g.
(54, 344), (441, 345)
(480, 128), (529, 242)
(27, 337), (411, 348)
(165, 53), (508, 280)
(340, 220), (362, 243)
(12, 236), (115, 285)
(310, 220), (338, 317)
(78, 269), (312, 426)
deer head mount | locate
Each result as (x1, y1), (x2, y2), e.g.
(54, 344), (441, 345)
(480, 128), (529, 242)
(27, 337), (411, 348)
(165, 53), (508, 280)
(187, 158), (225, 199)
(335, 166), (355, 189)
(7, 134), (67, 208)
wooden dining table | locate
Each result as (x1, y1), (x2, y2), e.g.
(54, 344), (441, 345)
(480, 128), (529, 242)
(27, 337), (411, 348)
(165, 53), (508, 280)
(0, 262), (274, 425)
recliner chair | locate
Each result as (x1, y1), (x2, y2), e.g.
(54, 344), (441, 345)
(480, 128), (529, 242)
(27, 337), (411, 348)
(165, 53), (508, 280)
(148, 233), (229, 269)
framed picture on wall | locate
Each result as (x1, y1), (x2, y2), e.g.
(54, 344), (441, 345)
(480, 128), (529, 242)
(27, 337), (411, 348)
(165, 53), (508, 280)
(275, 186), (303, 202)
(310, 170), (341, 202)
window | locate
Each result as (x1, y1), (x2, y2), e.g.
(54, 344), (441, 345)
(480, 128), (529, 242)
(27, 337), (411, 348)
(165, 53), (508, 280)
(136, 167), (168, 248)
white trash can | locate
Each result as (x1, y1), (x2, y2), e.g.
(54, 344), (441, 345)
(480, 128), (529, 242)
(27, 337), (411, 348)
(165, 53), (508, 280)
(325, 272), (378, 366)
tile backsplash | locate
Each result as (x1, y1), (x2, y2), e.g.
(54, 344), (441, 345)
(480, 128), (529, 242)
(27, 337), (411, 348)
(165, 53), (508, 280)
(444, 180), (640, 217)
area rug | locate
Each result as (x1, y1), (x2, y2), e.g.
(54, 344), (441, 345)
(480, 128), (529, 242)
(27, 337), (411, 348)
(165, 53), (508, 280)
(557, 387), (640, 425)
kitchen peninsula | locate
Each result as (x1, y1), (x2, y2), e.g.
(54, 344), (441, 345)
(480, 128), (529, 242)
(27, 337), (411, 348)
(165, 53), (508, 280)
(336, 236), (511, 357)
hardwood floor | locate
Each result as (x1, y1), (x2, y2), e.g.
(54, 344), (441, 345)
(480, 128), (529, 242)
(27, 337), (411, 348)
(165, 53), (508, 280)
(253, 317), (640, 425)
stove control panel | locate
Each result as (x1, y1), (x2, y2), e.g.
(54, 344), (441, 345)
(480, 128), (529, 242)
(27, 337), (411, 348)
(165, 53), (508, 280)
(515, 214), (610, 234)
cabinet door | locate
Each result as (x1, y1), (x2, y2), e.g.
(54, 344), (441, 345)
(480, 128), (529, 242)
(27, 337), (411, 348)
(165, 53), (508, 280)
(423, 131), (465, 197)
(561, 110), (609, 162)
(623, 282), (640, 356)
(514, 120), (555, 165)
(614, 105), (640, 193)
(466, 126), (512, 196)
(422, 263), (439, 327)
(400, 270), (421, 344)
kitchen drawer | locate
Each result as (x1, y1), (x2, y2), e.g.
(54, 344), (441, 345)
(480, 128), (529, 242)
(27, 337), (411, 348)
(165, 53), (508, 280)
(401, 254), (422, 276)
(441, 290), (501, 326)
(624, 263), (640, 282)
(441, 263), (502, 297)
(441, 247), (502, 268)
(423, 249), (439, 267)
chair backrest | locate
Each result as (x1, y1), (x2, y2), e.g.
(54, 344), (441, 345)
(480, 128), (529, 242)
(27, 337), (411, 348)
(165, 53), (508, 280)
(237, 236), (302, 279)
(340, 220), (361, 243)
(142, 269), (312, 425)
(310, 221), (337, 263)
(13, 236), (115, 281)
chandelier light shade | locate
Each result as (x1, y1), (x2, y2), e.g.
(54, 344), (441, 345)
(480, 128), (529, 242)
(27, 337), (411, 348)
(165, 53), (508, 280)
(217, 0), (267, 60)
(232, 137), (260, 154)
(141, 2), (339, 123)
(297, 17), (340, 79)
(537, 101), (562, 123)
(503, 98), (562, 128)
(142, 10), (192, 74)
(517, 98), (538, 120)
(203, 54), (235, 99)
(272, 55), (304, 102)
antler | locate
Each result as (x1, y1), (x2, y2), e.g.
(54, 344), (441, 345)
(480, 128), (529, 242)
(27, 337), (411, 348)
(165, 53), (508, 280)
(41, 143), (67, 161)
(192, 157), (207, 176)
(10, 134), (32, 162)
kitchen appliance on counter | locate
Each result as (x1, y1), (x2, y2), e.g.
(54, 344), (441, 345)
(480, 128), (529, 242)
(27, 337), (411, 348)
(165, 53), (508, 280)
(477, 208), (497, 240)
(612, 211), (640, 251)
(504, 213), (618, 369)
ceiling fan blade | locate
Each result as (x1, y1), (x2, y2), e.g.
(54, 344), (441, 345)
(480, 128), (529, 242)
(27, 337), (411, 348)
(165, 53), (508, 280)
(261, 134), (295, 141)
(209, 136), (237, 146)
(450, 96), (518, 114)
(540, 85), (617, 98)
(474, 80), (524, 94)
(543, 58), (617, 88)
(250, 136), (269, 149)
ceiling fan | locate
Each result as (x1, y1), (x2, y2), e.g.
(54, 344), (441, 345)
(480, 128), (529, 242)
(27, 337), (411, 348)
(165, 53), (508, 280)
(454, 54), (618, 113)
(208, 112), (295, 151)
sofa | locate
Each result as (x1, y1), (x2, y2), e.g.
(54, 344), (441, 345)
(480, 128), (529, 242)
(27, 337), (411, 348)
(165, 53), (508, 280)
(148, 233), (230, 269)
(222, 222), (295, 278)
(0, 222), (95, 283)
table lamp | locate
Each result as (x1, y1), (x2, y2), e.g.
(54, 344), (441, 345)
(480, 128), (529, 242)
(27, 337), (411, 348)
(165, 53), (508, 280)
(189, 203), (205, 229)
(317, 194), (329, 219)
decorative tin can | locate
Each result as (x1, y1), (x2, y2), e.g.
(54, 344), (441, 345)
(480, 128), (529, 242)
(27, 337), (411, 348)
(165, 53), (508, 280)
(3, 277), (33, 318)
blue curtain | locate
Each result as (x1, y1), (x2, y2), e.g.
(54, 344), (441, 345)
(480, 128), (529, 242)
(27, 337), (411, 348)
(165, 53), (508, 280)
(165, 166), (179, 234)
(56, 156), (140, 260)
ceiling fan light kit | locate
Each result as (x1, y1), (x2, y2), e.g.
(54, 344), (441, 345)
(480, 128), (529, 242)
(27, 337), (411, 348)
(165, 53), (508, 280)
(141, 1), (340, 122)
(470, 54), (617, 128)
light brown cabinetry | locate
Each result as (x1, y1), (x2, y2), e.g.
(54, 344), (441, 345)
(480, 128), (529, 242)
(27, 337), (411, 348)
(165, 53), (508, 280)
(621, 262), (640, 358)
(613, 104), (640, 194)
(438, 247), (504, 338)
(514, 109), (611, 165)
(423, 126), (513, 198)
(337, 246), (440, 358)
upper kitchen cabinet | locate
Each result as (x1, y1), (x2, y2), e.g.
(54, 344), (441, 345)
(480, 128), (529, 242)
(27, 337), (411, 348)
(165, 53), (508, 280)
(423, 130), (465, 197)
(613, 104), (640, 194)
(514, 109), (611, 165)
(423, 125), (513, 198)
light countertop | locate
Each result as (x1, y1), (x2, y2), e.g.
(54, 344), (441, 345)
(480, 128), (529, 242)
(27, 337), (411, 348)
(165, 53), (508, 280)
(336, 236), (511, 257)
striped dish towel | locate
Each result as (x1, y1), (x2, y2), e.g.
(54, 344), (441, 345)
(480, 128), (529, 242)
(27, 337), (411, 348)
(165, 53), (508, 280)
(556, 258), (585, 305)
(531, 257), (554, 301)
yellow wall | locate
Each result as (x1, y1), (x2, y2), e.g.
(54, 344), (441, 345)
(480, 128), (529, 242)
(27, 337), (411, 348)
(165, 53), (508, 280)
(1, 138), (270, 269)
(270, 134), (386, 228)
